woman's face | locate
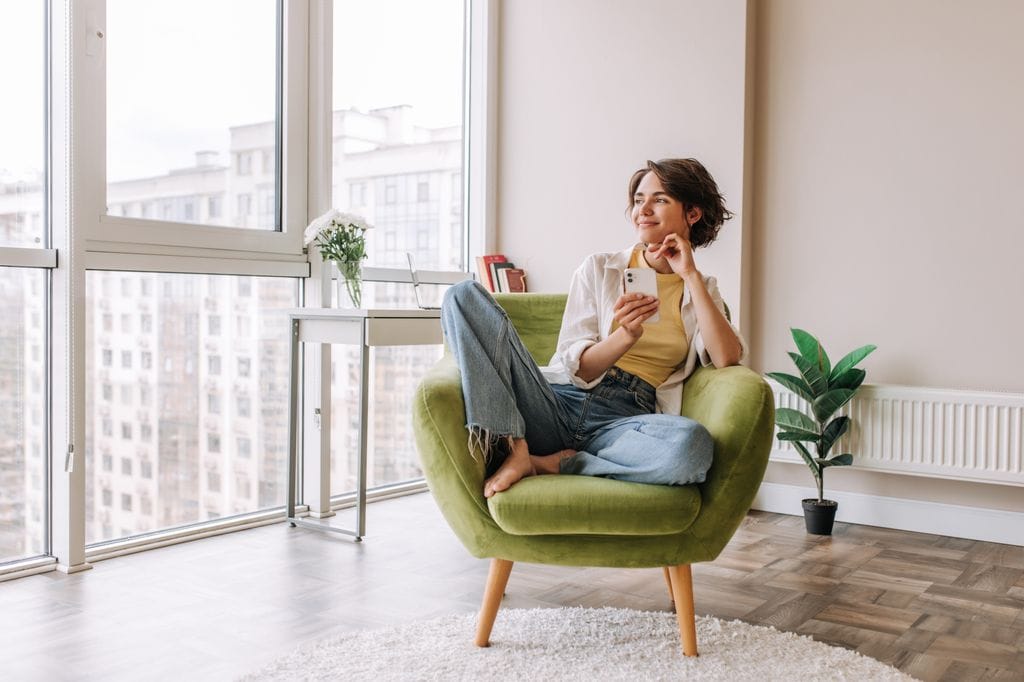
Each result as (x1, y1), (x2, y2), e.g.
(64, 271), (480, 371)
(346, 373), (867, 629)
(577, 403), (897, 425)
(631, 171), (696, 245)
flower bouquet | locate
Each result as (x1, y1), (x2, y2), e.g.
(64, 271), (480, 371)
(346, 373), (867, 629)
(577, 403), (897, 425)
(304, 209), (373, 308)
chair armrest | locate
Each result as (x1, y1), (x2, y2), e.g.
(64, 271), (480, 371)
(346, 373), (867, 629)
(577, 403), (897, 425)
(412, 354), (502, 557)
(680, 365), (775, 557)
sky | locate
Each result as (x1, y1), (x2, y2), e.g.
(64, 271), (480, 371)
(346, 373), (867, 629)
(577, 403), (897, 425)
(1, 0), (465, 181)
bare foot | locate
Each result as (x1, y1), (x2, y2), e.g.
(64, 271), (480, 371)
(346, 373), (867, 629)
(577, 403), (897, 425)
(483, 438), (536, 498)
(531, 449), (576, 475)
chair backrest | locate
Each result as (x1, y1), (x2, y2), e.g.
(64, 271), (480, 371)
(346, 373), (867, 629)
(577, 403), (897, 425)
(491, 293), (567, 365)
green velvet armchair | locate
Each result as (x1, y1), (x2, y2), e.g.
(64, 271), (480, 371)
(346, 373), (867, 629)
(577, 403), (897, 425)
(412, 293), (775, 656)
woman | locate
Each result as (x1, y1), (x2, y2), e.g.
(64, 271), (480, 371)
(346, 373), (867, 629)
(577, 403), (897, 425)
(441, 158), (745, 498)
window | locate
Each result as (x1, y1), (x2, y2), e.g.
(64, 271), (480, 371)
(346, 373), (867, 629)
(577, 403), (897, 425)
(121, 350), (132, 369)
(238, 357), (251, 377)
(236, 152), (253, 176)
(102, 453), (113, 472)
(120, 385), (132, 404)
(141, 351), (152, 369)
(237, 395), (251, 418)
(141, 314), (152, 333)
(102, 383), (113, 401)
(121, 494), (133, 512)
(0, 4), (45, 248)
(85, 273), (297, 544)
(106, 0), (278, 230)
(237, 436), (251, 459)
(209, 315), (221, 336)
(121, 458), (133, 476)
(333, 0), (466, 270)
(103, 349), (113, 367)
(208, 470), (221, 493)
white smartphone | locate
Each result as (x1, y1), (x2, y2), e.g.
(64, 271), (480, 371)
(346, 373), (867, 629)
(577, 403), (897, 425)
(623, 267), (660, 323)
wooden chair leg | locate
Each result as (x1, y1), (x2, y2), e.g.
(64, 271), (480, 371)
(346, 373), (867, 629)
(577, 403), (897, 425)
(667, 564), (698, 657)
(662, 567), (675, 603)
(475, 558), (514, 647)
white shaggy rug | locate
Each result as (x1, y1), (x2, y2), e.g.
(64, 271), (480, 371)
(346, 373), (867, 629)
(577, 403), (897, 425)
(241, 607), (914, 681)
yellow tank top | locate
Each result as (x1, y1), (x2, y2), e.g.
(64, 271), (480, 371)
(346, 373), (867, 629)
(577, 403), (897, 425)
(612, 248), (688, 387)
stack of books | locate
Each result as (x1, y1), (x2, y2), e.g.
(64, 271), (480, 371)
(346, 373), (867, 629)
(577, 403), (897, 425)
(475, 254), (527, 293)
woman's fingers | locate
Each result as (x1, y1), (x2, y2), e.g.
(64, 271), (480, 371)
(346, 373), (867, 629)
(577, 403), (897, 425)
(615, 294), (659, 342)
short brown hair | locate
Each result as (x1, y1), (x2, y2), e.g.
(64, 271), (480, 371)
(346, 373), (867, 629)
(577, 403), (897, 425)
(627, 158), (733, 248)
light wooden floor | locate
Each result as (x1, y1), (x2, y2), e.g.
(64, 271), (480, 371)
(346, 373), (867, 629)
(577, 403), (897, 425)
(1, 492), (1022, 681)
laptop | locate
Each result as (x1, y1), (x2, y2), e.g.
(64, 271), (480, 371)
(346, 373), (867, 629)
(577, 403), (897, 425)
(407, 253), (442, 310)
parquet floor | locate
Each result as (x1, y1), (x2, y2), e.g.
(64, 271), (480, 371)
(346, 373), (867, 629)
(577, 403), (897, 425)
(1, 492), (1022, 680)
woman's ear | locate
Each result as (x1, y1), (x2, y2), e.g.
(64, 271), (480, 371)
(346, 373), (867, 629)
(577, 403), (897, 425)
(686, 206), (703, 227)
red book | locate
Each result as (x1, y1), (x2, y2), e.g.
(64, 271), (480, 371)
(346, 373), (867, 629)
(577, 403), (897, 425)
(499, 268), (527, 293)
(475, 254), (507, 292)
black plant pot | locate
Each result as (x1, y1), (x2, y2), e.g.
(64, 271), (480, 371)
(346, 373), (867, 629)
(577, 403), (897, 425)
(802, 498), (838, 535)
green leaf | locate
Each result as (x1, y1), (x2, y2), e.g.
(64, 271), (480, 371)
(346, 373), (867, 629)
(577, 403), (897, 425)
(777, 430), (818, 443)
(792, 328), (831, 377)
(765, 372), (815, 403)
(813, 388), (855, 423)
(830, 368), (866, 392)
(792, 441), (819, 472)
(830, 344), (877, 383)
(819, 416), (850, 457)
(775, 407), (819, 435)
(820, 453), (853, 467)
(789, 352), (828, 397)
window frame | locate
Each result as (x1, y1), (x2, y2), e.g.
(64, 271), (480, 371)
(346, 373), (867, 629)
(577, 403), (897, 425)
(80, 0), (308, 262)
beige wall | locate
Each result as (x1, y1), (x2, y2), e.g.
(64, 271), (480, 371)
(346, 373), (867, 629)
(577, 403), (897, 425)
(750, 0), (1024, 393)
(497, 0), (752, 327)
(751, 0), (1024, 510)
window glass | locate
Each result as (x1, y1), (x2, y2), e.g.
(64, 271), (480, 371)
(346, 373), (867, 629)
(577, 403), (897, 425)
(0, 269), (47, 562)
(332, 0), (465, 270)
(106, 0), (278, 230)
(0, 2), (45, 248)
(330, 344), (443, 494)
(85, 272), (297, 544)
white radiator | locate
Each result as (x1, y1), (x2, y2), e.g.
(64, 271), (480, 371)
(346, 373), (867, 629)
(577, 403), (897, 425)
(769, 383), (1024, 486)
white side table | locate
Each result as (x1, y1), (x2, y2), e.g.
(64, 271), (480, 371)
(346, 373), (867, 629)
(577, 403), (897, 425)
(286, 308), (443, 540)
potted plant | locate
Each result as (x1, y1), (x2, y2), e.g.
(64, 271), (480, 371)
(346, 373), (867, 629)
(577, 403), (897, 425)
(304, 209), (373, 308)
(767, 329), (876, 535)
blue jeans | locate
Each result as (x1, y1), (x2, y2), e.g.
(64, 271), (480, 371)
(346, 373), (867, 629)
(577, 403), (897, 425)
(440, 280), (713, 486)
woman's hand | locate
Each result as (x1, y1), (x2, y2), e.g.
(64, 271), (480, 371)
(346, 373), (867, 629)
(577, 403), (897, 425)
(613, 292), (659, 339)
(648, 232), (698, 280)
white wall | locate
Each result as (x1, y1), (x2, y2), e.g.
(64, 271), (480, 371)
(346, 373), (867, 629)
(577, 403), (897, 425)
(497, 0), (752, 328)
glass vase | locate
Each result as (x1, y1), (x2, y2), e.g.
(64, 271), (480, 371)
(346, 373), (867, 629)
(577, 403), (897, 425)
(332, 260), (363, 309)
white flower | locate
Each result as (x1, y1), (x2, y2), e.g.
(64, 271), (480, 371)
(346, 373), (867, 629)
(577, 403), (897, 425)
(335, 212), (374, 232)
(303, 208), (341, 245)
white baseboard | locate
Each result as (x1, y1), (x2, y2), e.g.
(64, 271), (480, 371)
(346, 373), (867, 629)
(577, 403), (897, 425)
(752, 482), (1024, 546)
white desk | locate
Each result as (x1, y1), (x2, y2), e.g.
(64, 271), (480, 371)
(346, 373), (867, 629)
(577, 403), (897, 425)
(286, 308), (443, 540)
